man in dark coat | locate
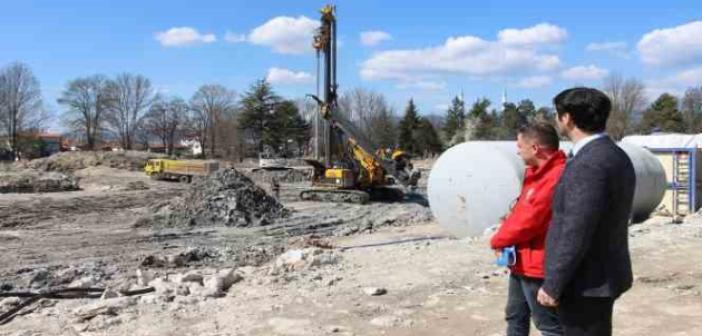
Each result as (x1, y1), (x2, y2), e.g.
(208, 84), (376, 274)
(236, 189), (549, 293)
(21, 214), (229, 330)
(537, 87), (635, 336)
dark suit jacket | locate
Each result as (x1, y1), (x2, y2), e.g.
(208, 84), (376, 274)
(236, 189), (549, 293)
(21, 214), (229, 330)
(543, 136), (635, 299)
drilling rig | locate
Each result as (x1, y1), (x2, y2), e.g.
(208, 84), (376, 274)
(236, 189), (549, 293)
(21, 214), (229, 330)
(300, 5), (420, 204)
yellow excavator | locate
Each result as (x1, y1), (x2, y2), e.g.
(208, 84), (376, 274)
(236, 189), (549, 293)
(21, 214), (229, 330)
(300, 5), (420, 204)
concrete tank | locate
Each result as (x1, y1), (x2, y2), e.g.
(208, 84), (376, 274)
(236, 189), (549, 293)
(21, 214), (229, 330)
(428, 141), (667, 238)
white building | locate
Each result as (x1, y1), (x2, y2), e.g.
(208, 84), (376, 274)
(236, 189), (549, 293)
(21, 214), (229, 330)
(180, 139), (202, 156)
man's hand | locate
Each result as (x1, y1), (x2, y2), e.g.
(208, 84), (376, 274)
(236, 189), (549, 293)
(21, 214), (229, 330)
(537, 287), (558, 307)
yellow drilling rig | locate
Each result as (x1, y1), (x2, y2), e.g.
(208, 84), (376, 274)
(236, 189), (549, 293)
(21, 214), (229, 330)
(300, 5), (420, 204)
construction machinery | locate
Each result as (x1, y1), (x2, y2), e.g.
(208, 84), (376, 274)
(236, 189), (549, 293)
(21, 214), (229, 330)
(144, 159), (219, 183)
(256, 145), (292, 171)
(300, 5), (420, 204)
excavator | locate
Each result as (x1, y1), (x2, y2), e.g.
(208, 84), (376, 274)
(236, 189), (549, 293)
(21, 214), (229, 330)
(300, 5), (420, 204)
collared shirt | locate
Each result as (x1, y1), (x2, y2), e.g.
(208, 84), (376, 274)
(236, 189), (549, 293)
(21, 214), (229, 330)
(571, 133), (606, 157)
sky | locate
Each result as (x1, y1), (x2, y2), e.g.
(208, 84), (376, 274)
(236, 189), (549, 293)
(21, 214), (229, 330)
(1, 0), (701, 131)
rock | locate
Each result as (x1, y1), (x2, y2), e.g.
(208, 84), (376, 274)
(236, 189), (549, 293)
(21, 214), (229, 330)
(202, 275), (225, 297)
(363, 287), (387, 296)
(218, 268), (243, 289)
(72, 297), (136, 322)
(274, 248), (340, 273)
(0, 297), (21, 308)
(175, 271), (204, 285)
(277, 250), (306, 270)
(139, 294), (159, 305)
(166, 254), (186, 267)
(147, 277), (181, 298)
(186, 282), (205, 296)
(324, 325), (345, 333)
(68, 275), (98, 288)
(136, 268), (152, 286)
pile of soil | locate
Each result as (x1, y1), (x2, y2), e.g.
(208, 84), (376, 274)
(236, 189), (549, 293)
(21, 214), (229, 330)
(0, 171), (80, 193)
(16, 151), (165, 173)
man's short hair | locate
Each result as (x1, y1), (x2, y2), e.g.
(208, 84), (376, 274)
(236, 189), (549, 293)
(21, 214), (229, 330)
(518, 122), (560, 150)
(553, 87), (611, 133)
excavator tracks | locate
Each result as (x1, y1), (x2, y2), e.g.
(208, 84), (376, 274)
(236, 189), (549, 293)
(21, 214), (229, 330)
(299, 187), (405, 204)
(299, 189), (370, 204)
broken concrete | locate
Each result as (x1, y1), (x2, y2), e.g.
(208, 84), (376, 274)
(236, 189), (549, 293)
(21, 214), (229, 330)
(151, 168), (289, 228)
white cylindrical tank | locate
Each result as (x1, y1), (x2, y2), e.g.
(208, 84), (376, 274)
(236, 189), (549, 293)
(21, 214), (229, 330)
(618, 142), (668, 221)
(428, 141), (666, 238)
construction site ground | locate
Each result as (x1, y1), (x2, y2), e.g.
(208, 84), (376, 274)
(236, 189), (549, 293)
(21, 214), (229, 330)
(1, 160), (701, 335)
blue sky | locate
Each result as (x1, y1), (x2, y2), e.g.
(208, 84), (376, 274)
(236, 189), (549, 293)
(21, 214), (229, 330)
(1, 0), (701, 131)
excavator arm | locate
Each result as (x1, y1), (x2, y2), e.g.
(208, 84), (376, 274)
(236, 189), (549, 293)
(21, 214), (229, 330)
(308, 94), (418, 189)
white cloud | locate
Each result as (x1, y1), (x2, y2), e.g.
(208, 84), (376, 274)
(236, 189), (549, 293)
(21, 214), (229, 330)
(248, 16), (317, 54)
(670, 66), (702, 86)
(154, 27), (216, 47)
(361, 35), (561, 82)
(360, 31), (392, 47)
(396, 80), (446, 91)
(561, 65), (609, 81)
(266, 67), (313, 85)
(224, 31), (246, 43)
(434, 103), (450, 111)
(637, 21), (702, 66)
(517, 75), (553, 88)
(497, 23), (568, 46)
(644, 66), (702, 100)
(586, 41), (630, 58)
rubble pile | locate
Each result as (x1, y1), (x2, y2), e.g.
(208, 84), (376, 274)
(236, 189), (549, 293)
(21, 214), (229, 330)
(0, 171), (80, 193)
(16, 151), (164, 173)
(156, 168), (289, 227)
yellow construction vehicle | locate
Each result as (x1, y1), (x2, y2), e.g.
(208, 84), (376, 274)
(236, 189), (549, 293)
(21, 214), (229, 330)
(144, 159), (219, 183)
(300, 5), (420, 204)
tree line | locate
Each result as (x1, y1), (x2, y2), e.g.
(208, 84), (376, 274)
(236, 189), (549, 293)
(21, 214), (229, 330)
(2, 61), (701, 160)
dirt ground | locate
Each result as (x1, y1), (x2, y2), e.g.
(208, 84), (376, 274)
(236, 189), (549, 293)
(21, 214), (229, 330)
(0, 162), (701, 335)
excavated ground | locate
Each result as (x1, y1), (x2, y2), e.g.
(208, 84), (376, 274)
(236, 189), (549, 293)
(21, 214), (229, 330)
(0, 154), (699, 335)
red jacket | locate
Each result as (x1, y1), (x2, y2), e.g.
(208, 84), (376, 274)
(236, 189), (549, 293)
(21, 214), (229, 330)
(490, 150), (566, 278)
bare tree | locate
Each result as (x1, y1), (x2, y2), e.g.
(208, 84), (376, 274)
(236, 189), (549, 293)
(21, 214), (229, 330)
(143, 96), (188, 155)
(58, 75), (111, 150)
(602, 74), (646, 140)
(215, 108), (244, 161)
(104, 74), (155, 150)
(338, 88), (396, 149)
(189, 84), (238, 157)
(0, 63), (44, 159)
(682, 87), (702, 133)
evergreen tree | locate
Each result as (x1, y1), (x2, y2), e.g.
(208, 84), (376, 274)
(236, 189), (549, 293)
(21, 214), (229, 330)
(638, 93), (684, 133)
(517, 99), (537, 121)
(399, 98), (420, 153)
(272, 100), (309, 156)
(415, 117), (443, 156)
(443, 96), (465, 142)
(465, 98), (497, 140)
(238, 79), (280, 152)
(535, 106), (554, 124)
(500, 102), (526, 140)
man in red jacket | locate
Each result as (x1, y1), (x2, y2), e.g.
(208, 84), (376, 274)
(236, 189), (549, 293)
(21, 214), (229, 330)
(491, 122), (567, 336)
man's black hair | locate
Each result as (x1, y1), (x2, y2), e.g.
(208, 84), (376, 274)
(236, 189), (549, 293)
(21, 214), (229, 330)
(518, 122), (560, 150)
(553, 87), (611, 133)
